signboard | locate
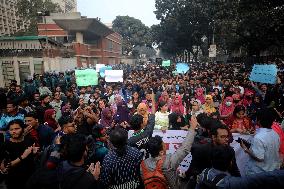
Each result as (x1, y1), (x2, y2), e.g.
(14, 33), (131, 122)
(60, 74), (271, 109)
(209, 44), (217, 58)
(96, 64), (105, 72)
(75, 69), (98, 86)
(105, 70), (123, 83)
(162, 60), (171, 67)
(249, 64), (277, 84)
(176, 63), (190, 73)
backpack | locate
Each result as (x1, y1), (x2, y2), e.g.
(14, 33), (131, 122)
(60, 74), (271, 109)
(141, 156), (168, 189)
(199, 168), (227, 189)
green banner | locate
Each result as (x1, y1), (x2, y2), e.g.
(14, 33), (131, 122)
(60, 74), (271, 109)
(162, 60), (171, 67)
(75, 69), (98, 86)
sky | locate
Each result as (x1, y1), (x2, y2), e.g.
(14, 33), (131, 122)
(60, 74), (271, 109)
(77, 0), (160, 27)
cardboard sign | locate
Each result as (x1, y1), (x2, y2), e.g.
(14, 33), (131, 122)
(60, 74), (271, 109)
(162, 60), (171, 67)
(105, 70), (123, 83)
(75, 69), (98, 86)
(176, 63), (190, 73)
(249, 64), (277, 84)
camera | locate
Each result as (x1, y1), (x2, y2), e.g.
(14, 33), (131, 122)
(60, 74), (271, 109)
(236, 137), (251, 148)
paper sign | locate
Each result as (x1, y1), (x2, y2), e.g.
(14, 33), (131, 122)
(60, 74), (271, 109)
(209, 44), (216, 57)
(96, 64), (105, 72)
(249, 64), (277, 84)
(75, 69), (98, 86)
(162, 60), (171, 67)
(176, 63), (190, 73)
(105, 70), (123, 82)
(99, 66), (112, 77)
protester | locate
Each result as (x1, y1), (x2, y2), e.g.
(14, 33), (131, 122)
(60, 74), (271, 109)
(154, 101), (170, 130)
(101, 128), (143, 189)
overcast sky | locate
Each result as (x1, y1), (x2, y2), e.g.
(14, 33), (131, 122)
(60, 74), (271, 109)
(77, 0), (160, 27)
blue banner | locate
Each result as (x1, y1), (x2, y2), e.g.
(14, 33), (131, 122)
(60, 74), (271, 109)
(249, 64), (277, 84)
(176, 63), (190, 74)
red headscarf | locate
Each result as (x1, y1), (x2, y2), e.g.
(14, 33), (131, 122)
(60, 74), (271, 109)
(44, 109), (58, 130)
(171, 95), (185, 115)
(219, 97), (235, 116)
(195, 88), (205, 104)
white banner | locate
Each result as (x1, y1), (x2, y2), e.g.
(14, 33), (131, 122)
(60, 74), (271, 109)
(105, 70), (123, 82)
(128, 130), (252, 176)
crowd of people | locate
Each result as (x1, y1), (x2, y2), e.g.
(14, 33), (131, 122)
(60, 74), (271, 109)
(0, 61), (284, 189)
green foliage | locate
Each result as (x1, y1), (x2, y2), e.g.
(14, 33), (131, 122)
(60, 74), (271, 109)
(112, 16), (152, 56)
(153, 0), (284, 57)
(15, 0), (62, 36)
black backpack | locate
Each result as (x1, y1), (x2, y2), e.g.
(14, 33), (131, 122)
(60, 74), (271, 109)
(199, 169), (227, 189)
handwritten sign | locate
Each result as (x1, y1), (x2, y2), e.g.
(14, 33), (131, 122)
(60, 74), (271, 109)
(249, 64), (277, 84)
(176, 63), (190, 73)
(105, 70), (123, 83)
(75, 69), (98, 86)
(162, 60), (171, 67)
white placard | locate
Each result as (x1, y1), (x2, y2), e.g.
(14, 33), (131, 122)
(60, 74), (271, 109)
(105, 70), (123, 82)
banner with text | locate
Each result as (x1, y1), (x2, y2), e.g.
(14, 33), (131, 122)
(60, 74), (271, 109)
(249, 64), (278, 84)
(75, 69), (98, 86)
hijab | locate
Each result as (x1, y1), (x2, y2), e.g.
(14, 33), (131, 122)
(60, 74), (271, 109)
(44, 109), (58, 130)
(137, 103), (149, 127)
(195, 88), (205, 104)
(203, 95), (216, 114)
(219, 96), (235, 116)
(171, 95), (185, 115)
(114, 101), (130, 124)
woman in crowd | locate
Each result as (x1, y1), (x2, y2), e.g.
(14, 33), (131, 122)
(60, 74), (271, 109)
(185, 99), (203, 124)
(171, 95), (185, 115)
(155, 101), (170, 130)
(114, 101), (131, 125)
(137, 103), (151, 129)
(195, 88), (205, 104)
(202, 95), (216, 115)
(229, 105), (254, 134)
(219, 96), (235, 125)
(168, 112), (188, 130)
(99, 107), (113, 129)
(247, 94), (265, 123)
(44, 109), (59, 131)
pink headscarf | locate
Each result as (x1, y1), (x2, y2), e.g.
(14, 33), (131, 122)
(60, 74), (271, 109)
(171, 95), (185, 115)
(219, 97), (235, 116)
(195, 88), (205, 104)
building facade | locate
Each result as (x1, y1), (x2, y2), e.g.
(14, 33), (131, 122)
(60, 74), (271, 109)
(51, 0), (77, 13)
(0, 0), (29, 36)
(38, 12), (122, 67)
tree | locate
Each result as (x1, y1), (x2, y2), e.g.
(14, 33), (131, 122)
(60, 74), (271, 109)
(112, 16), (152, 56)
(15, 0), (62, 36)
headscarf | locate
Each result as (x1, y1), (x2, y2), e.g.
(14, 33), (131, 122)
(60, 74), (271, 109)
(114, 101), (130, 124)
(44, 109), (58, 130)
(171, 95), (185, 115)
(195, 88), (205, 104)
(137, 103), (149, 127)
(158, 91), (171, 109)
(190, 99), (204, 116)
(219, 97), (235, 116)
(100, 107), (113, 128)
(203, 95), (216, 114)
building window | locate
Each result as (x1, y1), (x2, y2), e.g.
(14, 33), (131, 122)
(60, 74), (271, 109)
(108, 40), (113, 51)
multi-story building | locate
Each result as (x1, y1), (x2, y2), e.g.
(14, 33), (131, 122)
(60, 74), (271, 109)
(0, 0), (29, 36)
(52, 0), (77, 13)
(38, 12), (122, 67)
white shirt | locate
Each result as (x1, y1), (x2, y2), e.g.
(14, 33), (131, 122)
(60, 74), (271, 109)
(154, 111), (170, 130)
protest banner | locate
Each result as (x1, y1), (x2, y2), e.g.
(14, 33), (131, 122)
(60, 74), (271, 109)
(75, 69), (98, 86)
(105, 70), (123, 82)
(162, 60), (171, 67)
(95, 64), (105, 72)
(176, 63), (190, 73)
(128, 130), (251, 176)
(99, 66), (112, 77)
(249, 64), (278, 84)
